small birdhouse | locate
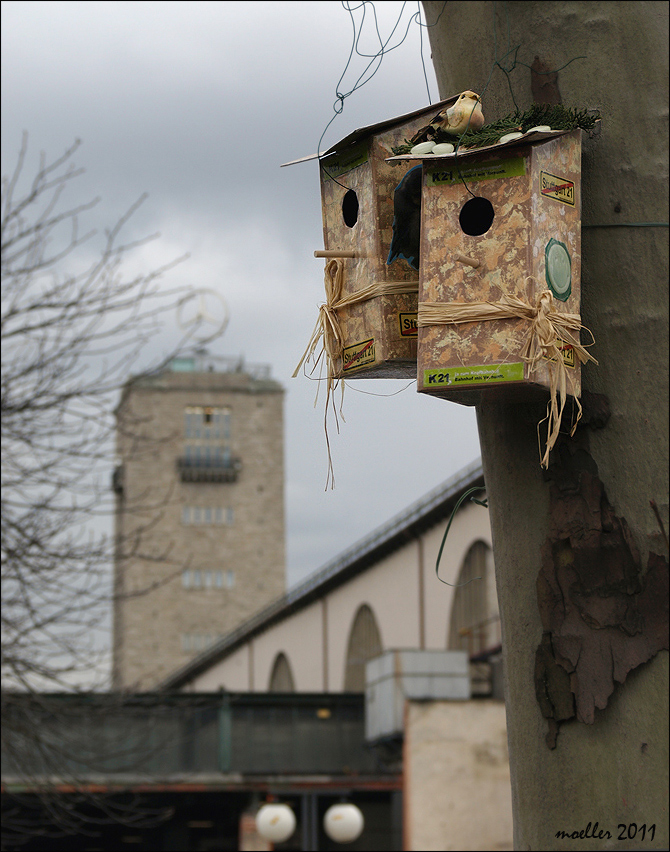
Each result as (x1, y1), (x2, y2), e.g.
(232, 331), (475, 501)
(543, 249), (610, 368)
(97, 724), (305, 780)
(388, 128), (585, 404)
(311, 97), (459, 378)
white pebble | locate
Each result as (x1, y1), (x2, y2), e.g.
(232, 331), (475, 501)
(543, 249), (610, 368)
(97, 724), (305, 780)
(498, 132), (524, 144)
(526, 125), (552, 133)
(431, 142), (455, 155)
(410, 141), (436, 155)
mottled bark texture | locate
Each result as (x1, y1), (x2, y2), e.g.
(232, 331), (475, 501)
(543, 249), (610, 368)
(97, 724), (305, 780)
(423, 2), (668, 848)
(536, 431), (669, 747)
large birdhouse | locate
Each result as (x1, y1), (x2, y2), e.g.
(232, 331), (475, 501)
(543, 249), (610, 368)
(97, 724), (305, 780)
(310, 97), (459, 378)
(388, 128), (586, 404)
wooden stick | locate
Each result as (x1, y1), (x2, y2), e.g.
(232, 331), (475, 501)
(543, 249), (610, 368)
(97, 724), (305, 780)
(314, 250), (357, 258)
(453, 253), (480, 269)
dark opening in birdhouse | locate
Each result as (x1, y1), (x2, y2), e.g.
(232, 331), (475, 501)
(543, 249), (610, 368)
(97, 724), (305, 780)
(307, 96), (462, 378)
(342, 189), (359, 228)
(459, 197), (495, 236)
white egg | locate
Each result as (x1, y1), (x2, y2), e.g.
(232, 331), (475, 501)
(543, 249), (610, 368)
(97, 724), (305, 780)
(431, 142), (455, 155)
(498, 132), (524, 144)
(526, 125), (552, 133)
(410, 141), (436, 155)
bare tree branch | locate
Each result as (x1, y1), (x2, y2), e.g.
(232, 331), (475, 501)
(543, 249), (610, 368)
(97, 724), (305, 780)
(1, 135), (205, 843)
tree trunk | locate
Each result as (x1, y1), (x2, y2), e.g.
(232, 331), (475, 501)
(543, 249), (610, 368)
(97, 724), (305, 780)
(423, 2), (669, 848)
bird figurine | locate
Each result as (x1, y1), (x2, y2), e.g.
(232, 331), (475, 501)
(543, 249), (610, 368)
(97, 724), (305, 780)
(410, 91), (485, 144)
(387, 165), (422, 272)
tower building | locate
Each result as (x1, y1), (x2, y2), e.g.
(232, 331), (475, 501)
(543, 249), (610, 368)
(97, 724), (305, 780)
(112, 353), (285, 689)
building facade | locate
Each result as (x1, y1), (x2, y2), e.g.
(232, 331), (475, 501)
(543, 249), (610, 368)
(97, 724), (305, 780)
(159, 460), (501, 697)
(112, 354), (285, 689)
(5, 462), (513, 851)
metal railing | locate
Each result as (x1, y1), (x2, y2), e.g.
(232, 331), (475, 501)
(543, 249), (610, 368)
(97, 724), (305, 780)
(1, 693), (385, 785)
(176, 456), (242, 483)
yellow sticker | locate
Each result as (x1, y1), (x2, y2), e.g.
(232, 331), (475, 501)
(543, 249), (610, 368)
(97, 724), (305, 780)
(544, 341), (576, 368)
(540, 171), (575, 206)
(559, 343), (575, 368)
(342, 338), (375, 372)
(398, 312), (418, 337)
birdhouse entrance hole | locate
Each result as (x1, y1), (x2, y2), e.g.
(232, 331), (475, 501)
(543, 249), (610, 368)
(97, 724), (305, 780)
(459, 197), (494, 236)
(342, 189), (359, 227)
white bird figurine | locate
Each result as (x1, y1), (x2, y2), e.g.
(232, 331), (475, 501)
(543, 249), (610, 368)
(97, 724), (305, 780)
(411, 91), (485, 144)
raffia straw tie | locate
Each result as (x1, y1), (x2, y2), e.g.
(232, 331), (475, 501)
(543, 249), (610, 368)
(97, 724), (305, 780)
(293, 259), (418, 488)
(418, 288), (598, 468)
(293, 259), (419, 381)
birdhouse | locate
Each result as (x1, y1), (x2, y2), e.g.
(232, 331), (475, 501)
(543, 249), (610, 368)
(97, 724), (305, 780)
(311, 97), (459, 378)
(388, 128), (586, 404)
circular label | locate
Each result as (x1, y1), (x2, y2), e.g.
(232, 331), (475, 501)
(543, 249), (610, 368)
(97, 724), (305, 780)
(545, 238), (571, 301)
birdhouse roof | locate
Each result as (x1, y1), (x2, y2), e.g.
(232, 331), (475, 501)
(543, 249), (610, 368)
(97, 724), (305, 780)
(385, 127), (584, 165)
(280, 96), (458, 167)
(321, 95), (459, 155)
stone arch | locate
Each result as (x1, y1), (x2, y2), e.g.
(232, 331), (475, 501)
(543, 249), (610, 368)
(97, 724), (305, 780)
(343, 603), (383, 692)
(447, 540), (495, 656)
(268, 651), (295, 692)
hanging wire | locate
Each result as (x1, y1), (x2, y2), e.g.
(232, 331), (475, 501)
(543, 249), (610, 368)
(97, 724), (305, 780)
(347, 379), (415, 397)
(317, 1), (445, 190)
(435, 487), (489, 587)
(583, 222), (669, 229)
(317, 1), (591, 197)
(416, 2), (432, 103)
(451, 0), (589, 198)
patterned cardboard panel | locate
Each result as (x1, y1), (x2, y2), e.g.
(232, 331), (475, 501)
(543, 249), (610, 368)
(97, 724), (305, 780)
(416, 130), (582, 403)
(319, 114), (438, 378)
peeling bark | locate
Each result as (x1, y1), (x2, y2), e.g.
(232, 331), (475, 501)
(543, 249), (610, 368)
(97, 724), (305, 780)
(534, 439), (669, 747)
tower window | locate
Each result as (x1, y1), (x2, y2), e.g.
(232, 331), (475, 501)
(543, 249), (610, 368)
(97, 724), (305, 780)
(181, 505), (233, 526)
(182, 633), (219, 654)
(181, 405), (238, 481)
(182, 568), (233, 591)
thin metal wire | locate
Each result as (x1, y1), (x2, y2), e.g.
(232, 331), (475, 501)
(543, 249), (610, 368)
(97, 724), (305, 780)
(583, 222), (669, 228)
(317, 1), (445, 190)
(435, 487), (489, 587)
(452, 0), (588, 199)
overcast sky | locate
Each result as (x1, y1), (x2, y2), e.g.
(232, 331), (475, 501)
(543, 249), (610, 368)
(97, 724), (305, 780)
(1, 0), (480, 592)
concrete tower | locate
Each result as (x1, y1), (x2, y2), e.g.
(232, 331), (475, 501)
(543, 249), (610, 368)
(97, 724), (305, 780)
(112, 353), (285, 689)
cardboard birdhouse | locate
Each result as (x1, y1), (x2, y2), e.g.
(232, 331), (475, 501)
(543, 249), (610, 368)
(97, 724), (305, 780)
(388, 128), (584, 404)
(312, 97), (459, 378)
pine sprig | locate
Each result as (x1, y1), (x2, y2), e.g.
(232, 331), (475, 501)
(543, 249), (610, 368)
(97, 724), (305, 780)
(391, 105), (600, 155)
(458, 104), (600, 148)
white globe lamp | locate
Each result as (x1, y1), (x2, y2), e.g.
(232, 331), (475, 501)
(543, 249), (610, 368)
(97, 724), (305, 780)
(323, 803), (364, 844)
(255, 803), (296, 844)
